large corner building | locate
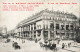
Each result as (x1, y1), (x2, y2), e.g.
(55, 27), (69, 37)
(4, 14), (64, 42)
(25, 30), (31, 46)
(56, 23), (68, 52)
(16, 9), (78, 40)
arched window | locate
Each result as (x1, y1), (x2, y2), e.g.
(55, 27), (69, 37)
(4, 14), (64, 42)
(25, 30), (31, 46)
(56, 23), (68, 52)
(50, 23), (54, 29)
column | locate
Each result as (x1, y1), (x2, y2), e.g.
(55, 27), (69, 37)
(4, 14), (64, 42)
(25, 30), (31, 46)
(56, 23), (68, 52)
(29, 24), (32, 38)
(29, 32), (31, 38)
(20, 27), (22, 37)
(32, 24), (34, 39)
(65, 23), (67, 39)
(36, 31), (38, 39)
(33, 24), (34, 30)
(54, 21), (56, 39)
(48, 30), (50, 40)
(32, 31), (34, 39)
(22, 27), (24, 38)
(68, 24), (70, 39)
(21, 27), (22, 37)
(30, 24), (31, 31)
(68, 24), (71, 39)
(48, 21), (50, 29)
(60, 23), (62, 39)
(48, 21), (50, 40)
(18, 28), (20, 37)
(41, 30), (44, 40)
(60, 23), (61, 30)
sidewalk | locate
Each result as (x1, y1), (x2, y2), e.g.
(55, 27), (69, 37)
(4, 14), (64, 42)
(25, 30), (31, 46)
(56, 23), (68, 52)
(56, 40), (80, 52)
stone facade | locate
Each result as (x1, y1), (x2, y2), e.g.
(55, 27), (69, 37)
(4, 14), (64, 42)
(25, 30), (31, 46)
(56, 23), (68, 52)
(16, 9), (78, 40)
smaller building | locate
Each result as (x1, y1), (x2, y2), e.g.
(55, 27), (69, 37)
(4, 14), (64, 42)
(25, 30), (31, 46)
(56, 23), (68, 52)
(8, 28), (18, 38)
(0, 26), (7, 38)
(0, 27), (3, 36)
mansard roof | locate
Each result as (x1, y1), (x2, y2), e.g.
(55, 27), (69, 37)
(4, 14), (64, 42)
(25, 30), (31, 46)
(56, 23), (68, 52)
(17, 9), (77, 27)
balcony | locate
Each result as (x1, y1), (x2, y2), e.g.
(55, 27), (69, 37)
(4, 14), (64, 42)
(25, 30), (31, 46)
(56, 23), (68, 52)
(23, 28), (30, 31)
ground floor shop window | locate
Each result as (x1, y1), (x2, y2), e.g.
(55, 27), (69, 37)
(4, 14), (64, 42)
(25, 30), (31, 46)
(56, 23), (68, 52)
(43, 31), (48, 40)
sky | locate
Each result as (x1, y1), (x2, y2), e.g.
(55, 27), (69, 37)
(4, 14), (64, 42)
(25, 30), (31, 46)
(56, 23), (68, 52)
(0, 0), (80, 31)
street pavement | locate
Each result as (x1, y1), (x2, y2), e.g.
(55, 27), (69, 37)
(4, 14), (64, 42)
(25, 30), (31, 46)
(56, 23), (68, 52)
(0, 38), (80, 52)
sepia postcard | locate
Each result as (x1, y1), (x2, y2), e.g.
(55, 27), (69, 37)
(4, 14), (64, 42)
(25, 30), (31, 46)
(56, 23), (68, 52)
(0, 0), (80, 52)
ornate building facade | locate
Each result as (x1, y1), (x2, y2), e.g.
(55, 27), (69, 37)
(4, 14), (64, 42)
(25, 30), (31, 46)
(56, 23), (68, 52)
(16, 9), (78, 40)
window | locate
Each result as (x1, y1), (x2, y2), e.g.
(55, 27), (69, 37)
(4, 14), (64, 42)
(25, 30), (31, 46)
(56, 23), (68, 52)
(34, 31), (36, 35)
(50, 23), (54, 29)
(43, 24), (45, 29)
(61, 33), (65, 35)
(37, 25), (41, 29)
(56, 31), (59, 35)
(34, 27), (36, 30)
(30, 24), (33, 30)
(66, 25), (69, 30)
(70, 25), (73, 30)
(61, 25), (64, 30)
(39, 25), (41, 29)
(56, 24), (59, 29)
(34, 23), (36, 30)
(29, 25), (30, 30)
(34, 23), (36, 27)
(37, 25), (39, 29)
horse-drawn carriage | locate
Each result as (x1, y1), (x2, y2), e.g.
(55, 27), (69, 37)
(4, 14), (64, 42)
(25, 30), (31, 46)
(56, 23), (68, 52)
(39, 41), (57, 51)
(12, 42), (21, 49)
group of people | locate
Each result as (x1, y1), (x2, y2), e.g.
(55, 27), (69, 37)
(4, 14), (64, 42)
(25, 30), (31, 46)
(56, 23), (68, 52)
(62, 43), (71, 49)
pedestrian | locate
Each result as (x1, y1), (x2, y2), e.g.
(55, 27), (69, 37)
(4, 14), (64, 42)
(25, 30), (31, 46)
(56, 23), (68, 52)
(24, 40), (25, 43)
(58, 39), (60, 44)
(12, 41), (14, 47)
(35, 38), (37, 43)
(66, 45), (67, 48)
(22, 39), (24, 43)
(62, 43), (65, 49)
(68, 43), (71, 47)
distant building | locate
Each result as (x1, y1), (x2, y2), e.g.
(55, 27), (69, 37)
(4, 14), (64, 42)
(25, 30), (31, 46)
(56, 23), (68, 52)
(0, 26), (7, 37)
(8, 29), (14, 37)
(16, 9), (78, 40)
(0, 27), (3, 36)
